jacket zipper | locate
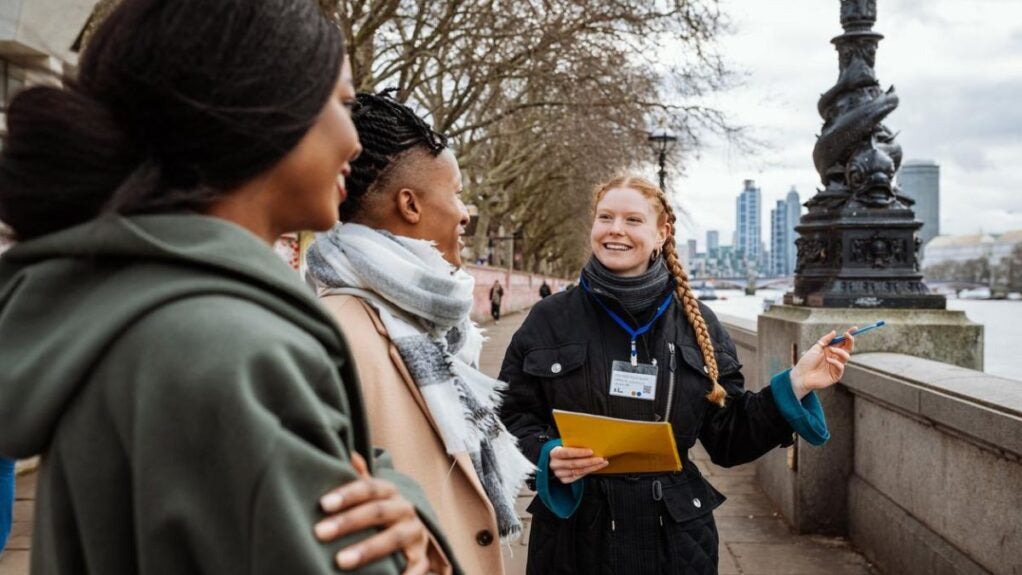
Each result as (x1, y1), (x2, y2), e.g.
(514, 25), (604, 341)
(663, 342), (677, 421)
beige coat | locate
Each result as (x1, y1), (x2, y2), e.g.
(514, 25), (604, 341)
(320, 294), (505, 575)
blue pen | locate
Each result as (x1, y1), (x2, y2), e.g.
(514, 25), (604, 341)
(829, 320), (886, 346)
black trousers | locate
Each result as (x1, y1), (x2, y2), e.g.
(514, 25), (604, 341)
(491, 302), (501, 320)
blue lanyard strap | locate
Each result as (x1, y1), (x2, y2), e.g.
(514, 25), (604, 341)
(580, 276), (674, 365)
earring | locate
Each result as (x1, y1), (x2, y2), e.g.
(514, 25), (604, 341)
(650, 248), (661, 263)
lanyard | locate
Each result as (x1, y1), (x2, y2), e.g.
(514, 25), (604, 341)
(580, 276), (674, 367)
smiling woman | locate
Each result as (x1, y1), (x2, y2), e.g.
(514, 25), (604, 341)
(498, 174), (857, 575)
(306, 92), (532, 575)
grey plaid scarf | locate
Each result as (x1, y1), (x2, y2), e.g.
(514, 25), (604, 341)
(306, 223), (534, 539)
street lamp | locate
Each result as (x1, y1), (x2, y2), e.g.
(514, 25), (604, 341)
(487, 228), (524, 272)
(789, 0), (943, 309)
(648, 130), (677, 192)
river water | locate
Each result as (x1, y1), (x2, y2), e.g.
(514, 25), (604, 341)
(703, 289), (1021, 381)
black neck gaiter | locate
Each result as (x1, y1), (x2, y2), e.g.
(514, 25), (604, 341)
(581, 255), (672, 319)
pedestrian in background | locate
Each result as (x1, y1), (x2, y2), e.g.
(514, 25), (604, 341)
(0, 0), (455, 572)
(490, 280), (505, 322)
(539, 280), (552, 299)
(307, 91), (532, 575)
(499, 175), (855, 574)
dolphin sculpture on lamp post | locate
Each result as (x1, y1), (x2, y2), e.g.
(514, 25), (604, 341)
(787, 0), (944, 309)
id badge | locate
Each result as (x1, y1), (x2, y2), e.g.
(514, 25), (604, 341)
(609, 360), (658, 401)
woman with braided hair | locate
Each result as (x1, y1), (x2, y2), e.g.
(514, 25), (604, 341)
(307, 91), (534, 575)
(498, 175), (856, 574)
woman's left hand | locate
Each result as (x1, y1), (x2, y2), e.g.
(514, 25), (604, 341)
(314, 452), (435, 575)
(789, 327), (856, 399)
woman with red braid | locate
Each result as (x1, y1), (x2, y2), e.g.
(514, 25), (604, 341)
(498, 175), (856, 574)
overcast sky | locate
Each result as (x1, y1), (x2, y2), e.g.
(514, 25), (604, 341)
(666, 0), (1022, 251)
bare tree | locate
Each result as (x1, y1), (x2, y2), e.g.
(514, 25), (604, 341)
(83, 0), (742, 273)
(325, 0), (743, 273)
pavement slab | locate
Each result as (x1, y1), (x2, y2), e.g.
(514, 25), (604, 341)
(719, 544), (742, 575)
(0, 551), (28, 575)
(713, 492), (780, 518)
(730, 541), (879, 575)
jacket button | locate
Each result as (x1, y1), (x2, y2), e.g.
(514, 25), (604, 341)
(693, 498), (702, 508)
(476, 529), (494, 546)
(550, 363), (562, 374)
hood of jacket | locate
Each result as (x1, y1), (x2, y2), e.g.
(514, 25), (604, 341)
(0, 214), (346, 458)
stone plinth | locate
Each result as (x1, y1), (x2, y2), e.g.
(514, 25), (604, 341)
(755, 304), (983, 535)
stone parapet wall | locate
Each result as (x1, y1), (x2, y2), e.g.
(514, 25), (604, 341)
(843, 354), (1021, 575)
(719, 317), (1022, 575)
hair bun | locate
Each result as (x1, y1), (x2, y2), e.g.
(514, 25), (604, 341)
(1, 0), (344, 240)
(0, 85), (142, 239)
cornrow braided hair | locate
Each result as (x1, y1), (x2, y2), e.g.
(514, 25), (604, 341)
(341, 89), (448, 222)
(592, 176), (727, 407)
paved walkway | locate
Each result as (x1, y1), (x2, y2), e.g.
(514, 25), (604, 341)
(0, 309), (880, 574)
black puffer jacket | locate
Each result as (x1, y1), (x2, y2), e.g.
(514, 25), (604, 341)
(499, 285), (794, 575)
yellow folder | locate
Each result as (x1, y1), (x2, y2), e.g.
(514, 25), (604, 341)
(552, 409), (682, 474)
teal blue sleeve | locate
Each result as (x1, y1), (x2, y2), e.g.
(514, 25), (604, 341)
(769, 369), (830, 446)
(536, 439), (584, 519)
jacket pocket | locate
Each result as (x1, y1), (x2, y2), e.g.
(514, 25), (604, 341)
(661, 475), (726, 524)
(679, 344), (742, 379)
(522, 342), (587, 378)
(715, 350), (742, 377)
(522, 342), (591, 413)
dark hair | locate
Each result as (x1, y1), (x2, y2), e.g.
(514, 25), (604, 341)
(341, 90), (448, 222)
(0, 0), (343, 240)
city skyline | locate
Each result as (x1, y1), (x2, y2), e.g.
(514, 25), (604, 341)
(690, 184), (800, 277)
(662, 0), (1022, 246)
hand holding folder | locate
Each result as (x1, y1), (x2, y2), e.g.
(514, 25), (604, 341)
(552, 409), (682, 474)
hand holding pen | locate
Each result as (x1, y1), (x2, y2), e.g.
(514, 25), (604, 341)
(789, 326), (858, 400)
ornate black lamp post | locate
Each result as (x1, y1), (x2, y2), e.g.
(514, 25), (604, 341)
(788, 0), (943, 309)
(488, 229), (523, 271)
(648, 130), (677, 192)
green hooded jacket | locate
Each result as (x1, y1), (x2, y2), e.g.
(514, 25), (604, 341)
(0, 214), (460, 574)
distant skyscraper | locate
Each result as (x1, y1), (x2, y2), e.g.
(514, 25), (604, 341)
(768, 187), (802, 277)
(898, 160), (940, 251)
(785, 187), (801, 275)
(687, 239), (698, 262)
(770, 201), (786, 276)
(706, 230), (719, 258)
(677, 239), (690, 269)
(736, 179), (761, 264)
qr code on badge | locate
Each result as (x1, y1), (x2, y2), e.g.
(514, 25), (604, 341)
(643, 385), (653, 394)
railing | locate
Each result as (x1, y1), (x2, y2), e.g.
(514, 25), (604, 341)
(718, 316), (1022, 575)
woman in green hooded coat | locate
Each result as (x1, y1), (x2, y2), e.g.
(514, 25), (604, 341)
(0, 0), (457, 573)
